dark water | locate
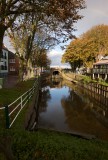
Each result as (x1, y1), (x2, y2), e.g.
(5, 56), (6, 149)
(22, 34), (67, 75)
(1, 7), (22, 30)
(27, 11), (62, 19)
(38, 79), (108, 140)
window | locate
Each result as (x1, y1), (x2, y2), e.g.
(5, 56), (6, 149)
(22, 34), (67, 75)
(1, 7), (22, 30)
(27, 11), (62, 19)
(1, 51), (7, 59)
(10, 66), (15, 71)
(1, 65), (7, 70)
(4, 52), (7, 59)
(0, 51), (3, 58)
(9, 59), (15, 63)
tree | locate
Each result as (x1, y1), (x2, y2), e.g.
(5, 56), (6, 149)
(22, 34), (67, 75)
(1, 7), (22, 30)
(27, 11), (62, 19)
(81, 24), (108, 59)
(33, 50), (51, 71)
(0, 0), (85, 56)
(0, 0), (39, 56)
(8, 15), (54, 80)
(62, 38), (83, 71)
(31, 30), (53, 72)
(62, 24), (108, 70)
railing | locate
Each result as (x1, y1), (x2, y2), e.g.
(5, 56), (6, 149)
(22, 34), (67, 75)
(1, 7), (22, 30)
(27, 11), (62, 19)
(93, 68), (108, 74)
(0, 78), (40, 128)
(78, 81), (108, 106)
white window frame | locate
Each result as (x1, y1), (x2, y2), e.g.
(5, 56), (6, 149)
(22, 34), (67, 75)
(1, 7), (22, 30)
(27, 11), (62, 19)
(10, 66), (15, 71)
(9, 59), (15, 63)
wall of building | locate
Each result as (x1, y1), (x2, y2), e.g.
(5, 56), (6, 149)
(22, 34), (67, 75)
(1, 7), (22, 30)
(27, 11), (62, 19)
(8, 51), (19, 75)
(0, 48), (8, 77)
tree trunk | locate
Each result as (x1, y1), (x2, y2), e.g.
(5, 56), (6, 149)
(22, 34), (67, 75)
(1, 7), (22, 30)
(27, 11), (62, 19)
(19, 59), (25, 81)
(41, 66), (43, 73)
(0, 25), (6, 56)
(26, 59), (34, 79)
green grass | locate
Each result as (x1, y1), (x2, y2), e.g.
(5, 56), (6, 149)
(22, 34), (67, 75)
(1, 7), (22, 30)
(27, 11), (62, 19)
(0, 79), (35, 106)
(76, 75), (108, 86)
(98, 78), (108, 86)
(0, 129), (108, 160)
(80, 75), (96, 83)
(0, 79), (35, 129)
(0, 78), (4, 85)
(66, 72), (108, 86)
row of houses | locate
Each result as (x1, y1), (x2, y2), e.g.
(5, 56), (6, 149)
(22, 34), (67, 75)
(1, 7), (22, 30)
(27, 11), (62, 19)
(0, 45), (19, 77)
(93, 56), (108, 80)
(1, 45), (108, 81)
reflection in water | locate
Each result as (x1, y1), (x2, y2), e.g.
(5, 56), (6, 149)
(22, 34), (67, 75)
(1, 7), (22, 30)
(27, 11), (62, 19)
(38, 80), (108, 140)
(41, 87), (51, 112)
(52, 80), (60, 86)
(50, 79), (62, 88)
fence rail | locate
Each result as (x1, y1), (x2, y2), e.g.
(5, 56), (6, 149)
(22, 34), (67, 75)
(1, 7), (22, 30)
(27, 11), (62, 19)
(0, 78), (40, 128)
(78, 81), (108, 106)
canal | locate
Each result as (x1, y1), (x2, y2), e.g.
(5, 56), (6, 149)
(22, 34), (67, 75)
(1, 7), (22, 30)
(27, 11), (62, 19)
(38, 79), (108, 140)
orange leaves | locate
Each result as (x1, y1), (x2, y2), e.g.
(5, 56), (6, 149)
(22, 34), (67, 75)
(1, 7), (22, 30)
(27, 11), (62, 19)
(62, 24), (108, 68)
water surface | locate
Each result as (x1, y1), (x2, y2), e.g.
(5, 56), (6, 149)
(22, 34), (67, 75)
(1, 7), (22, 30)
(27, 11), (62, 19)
(38, 80), (108, 140)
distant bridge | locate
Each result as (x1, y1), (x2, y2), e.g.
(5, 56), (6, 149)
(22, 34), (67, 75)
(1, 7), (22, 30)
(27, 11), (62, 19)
(50, 67), (62, 78)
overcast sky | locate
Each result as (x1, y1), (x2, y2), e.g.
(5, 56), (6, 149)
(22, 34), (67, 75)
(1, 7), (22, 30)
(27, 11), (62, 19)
(4, 0), (108, 68)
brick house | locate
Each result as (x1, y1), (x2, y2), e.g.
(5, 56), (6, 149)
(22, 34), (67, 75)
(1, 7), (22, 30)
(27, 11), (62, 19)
(8, 50), (19, 75)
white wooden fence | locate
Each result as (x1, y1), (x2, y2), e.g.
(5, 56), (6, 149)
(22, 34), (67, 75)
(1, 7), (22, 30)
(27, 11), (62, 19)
(0, 78), (40, 128)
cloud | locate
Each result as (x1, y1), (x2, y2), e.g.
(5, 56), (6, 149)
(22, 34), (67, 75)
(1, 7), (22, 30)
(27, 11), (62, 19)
(75, 0), (108, 36)
(48, 49), (63, 66)
(48, 49), (70, 68)
(48, 49), (71, 68)
(48, 49), (63, 57)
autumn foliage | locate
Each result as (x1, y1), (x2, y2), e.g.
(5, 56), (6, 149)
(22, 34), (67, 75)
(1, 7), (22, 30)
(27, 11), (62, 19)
(0, 0), (85, 55)
(62, 24), (108, 70)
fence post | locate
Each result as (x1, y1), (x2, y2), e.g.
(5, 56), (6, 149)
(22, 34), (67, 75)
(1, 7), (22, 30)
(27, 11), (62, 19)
(4, 105), (10, 129)
(21, 96), (23, 109)
(28, 90), (30, 103)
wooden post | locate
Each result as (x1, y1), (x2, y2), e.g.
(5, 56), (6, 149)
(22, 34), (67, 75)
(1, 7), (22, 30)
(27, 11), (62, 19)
(28, 90), (30, 103)
(105, 74), (107, 81)
(4, 105), (10, 129)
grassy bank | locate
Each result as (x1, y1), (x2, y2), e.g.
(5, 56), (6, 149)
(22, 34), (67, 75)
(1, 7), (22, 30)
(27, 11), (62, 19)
(80, 75), (108, 86)
(64, 72), (108, 86)
(0, 79), (35, 106)
(0, 79), (35, 129)
(0, 129), (108, 160)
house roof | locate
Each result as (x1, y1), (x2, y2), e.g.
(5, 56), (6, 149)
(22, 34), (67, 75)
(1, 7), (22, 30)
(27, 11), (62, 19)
(2, 44), (16, 57)
(94, 59), (108, 65)
(2, 44), (9, 51)
(102, 56), (108, 60)
(94, 55), (108, 65)
(8, 50), (16, 58)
